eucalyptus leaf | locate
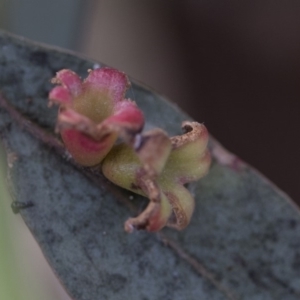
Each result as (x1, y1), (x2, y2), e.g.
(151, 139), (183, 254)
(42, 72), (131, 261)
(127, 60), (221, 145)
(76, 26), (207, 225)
(0, 30), (299, 300)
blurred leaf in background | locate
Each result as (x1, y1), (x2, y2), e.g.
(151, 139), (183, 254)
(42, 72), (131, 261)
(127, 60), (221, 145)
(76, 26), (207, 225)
(0, 146), (23, 300)
(0, 149), (71, 298)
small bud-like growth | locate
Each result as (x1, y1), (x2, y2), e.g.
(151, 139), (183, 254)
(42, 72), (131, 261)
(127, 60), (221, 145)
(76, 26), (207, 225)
(102, 122), (211, 232)
(49, 68), (144, 166)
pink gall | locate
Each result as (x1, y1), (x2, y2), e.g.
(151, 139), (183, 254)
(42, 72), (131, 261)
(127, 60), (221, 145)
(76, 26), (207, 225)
(49, 68), (144, 166)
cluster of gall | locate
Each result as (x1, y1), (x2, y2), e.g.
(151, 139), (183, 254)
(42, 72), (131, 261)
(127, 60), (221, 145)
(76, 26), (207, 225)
(49, 67), (211, 233)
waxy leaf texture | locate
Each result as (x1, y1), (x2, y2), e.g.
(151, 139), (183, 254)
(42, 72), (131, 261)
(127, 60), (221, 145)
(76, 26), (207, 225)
(0, 31), (300, 300)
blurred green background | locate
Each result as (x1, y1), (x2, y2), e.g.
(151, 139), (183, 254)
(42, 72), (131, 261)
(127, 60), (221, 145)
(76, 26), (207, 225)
(0, 146), (71, 299)
(1, 0), (300, 299)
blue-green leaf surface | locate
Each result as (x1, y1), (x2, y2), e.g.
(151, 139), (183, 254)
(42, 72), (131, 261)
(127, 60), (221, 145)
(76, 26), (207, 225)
(0, 31), (299, 300)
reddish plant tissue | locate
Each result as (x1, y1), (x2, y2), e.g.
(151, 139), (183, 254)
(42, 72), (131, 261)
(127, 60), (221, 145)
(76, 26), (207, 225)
(49, 67), (211, 233)
(49, 68), (144, 166)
